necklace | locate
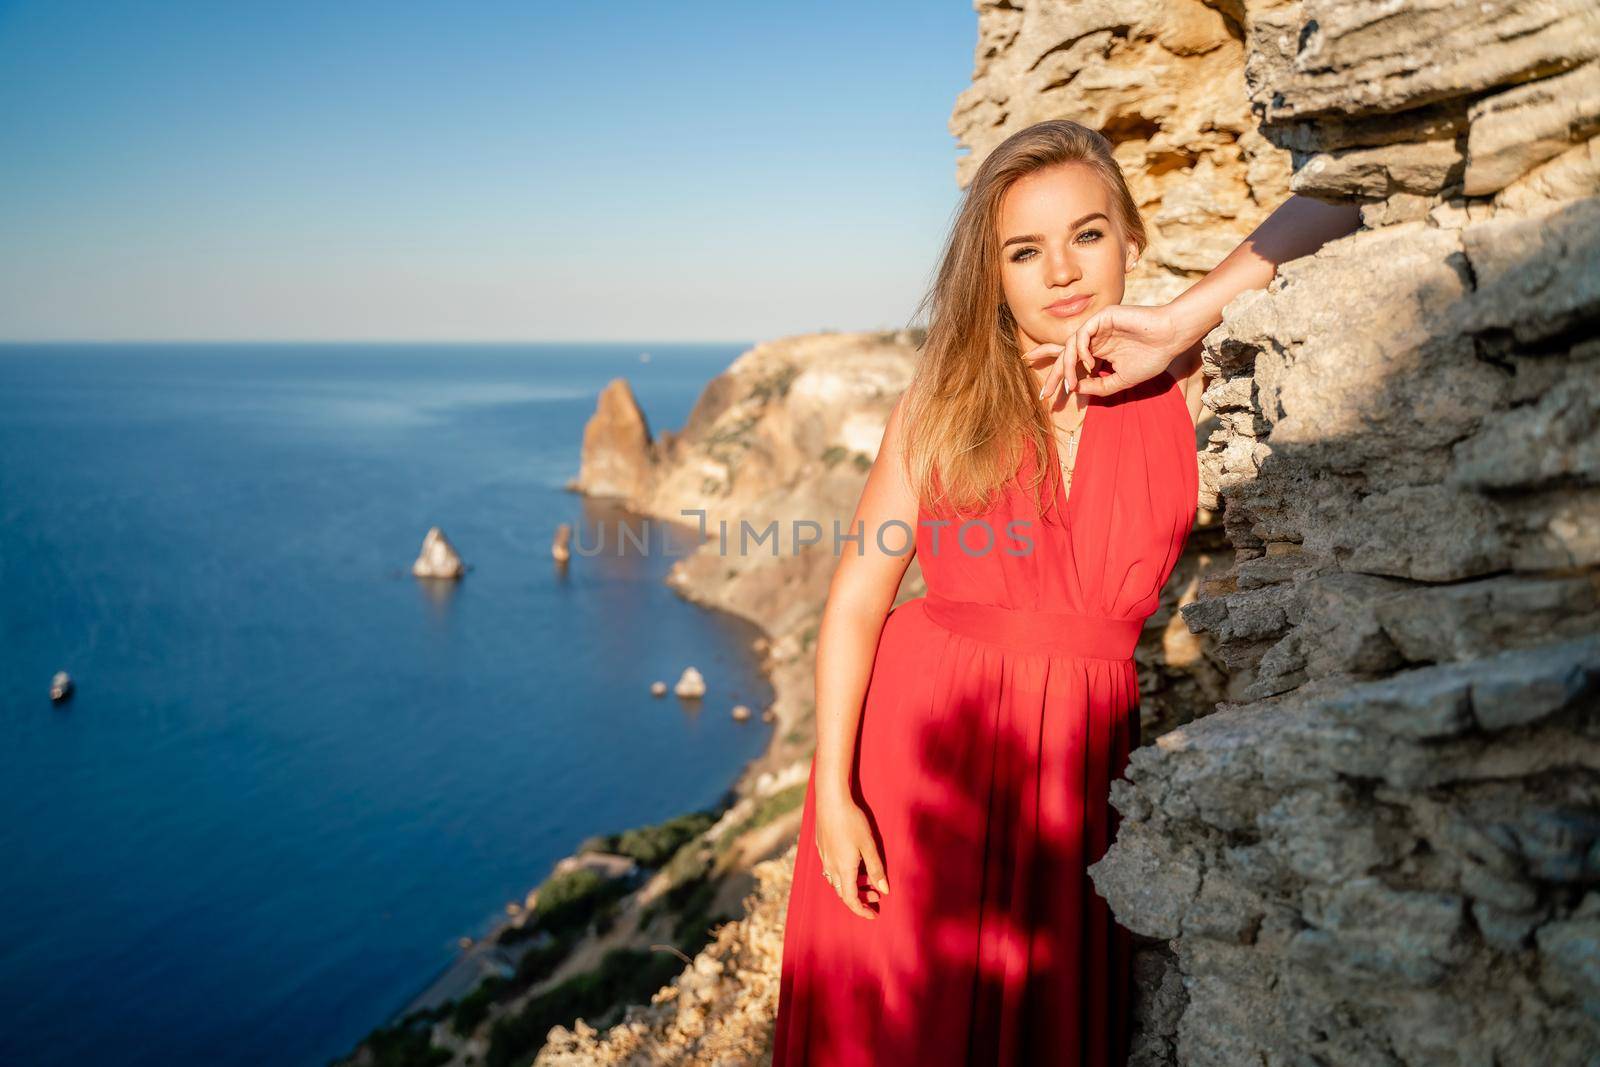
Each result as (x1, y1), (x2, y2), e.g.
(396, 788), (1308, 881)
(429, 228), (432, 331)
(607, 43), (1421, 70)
(1024, 353), (1086, 494)
(1056, 421), (1083, 494)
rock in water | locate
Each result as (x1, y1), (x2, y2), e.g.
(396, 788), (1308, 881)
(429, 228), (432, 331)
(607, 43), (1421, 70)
(551, 523), (572, 563)
(411, 526), (465, 579)
(573, 378), (656, 501)
(49, 671), (73, 703)
(731, 704), (751, 721)
(674, 666), (706, 699)
(650, 681), (668, 697)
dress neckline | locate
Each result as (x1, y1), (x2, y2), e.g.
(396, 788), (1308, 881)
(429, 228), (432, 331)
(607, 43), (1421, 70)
(1046, 394), (1099, 524)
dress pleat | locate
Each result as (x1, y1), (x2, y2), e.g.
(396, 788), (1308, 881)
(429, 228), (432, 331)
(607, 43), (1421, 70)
(773, 370), (1198, 1066)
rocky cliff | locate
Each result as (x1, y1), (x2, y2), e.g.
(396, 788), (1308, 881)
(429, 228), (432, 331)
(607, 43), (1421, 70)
(1071, 2), (1600, 1064)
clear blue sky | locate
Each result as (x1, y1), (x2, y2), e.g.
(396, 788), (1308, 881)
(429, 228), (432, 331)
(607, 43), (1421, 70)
(0, 1), (978, 342)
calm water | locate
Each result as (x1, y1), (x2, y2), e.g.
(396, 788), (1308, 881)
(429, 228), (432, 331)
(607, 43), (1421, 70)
(0, 343), (776, 1067)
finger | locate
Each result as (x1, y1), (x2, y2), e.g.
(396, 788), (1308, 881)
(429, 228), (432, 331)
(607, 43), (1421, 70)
(835, 861), (876, 920)
(1079, 318), (1098, 376)
(1084, 310), (1107, 363)
(1030, 340), (1069, 400)
(1065, 326), (1085, 393)
(1042, 336), (1075, 400)
(1069, 314), (1107, 394)
(1082, 315), (1103, 382)
(1075, 370), (1129, 397)
(840, 885), (874, 919)
(1038, 358), (1060, 401)
(861, 848), (890, 896)
(1079, 339), (1095, 382)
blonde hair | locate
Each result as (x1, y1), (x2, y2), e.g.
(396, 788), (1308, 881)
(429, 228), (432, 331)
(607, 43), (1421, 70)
(902, 119), (1147, 523)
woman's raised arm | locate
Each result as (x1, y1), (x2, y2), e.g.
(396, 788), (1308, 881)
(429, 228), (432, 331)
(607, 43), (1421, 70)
(1159, 193), (1364, 375)
(1042, 194), (1365, 414)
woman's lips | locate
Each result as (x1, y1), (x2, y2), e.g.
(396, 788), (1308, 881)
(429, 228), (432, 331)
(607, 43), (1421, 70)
(1044, 294), (1093, 317)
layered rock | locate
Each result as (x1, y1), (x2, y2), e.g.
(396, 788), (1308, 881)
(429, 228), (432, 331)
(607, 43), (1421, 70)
(955, 0), (1292, 302)
(1074, 2), (1600, 1064)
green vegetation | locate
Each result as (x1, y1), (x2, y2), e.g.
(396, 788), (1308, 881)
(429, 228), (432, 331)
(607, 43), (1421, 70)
(515, 928), (581, 985)
(346, 1004), (453, 1067)
(852, 451), (872, 472)
(577, 809), (720, 868)
(360, 1026), (452, 1067)
(635, 837), (739, 946)
(638, 839), (710, 932)
(532, 867), (635, 938)
(592, 896), (622, 936)
(706, 413), (759, 449)
(713, 782), (807, 857)
(745, 364), (800, 403)
(451, 974), (508, 1036)
(484, 947), (688, 1067)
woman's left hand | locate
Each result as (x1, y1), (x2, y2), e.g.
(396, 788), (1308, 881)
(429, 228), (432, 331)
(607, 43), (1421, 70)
(1039, 302), (1186, 402)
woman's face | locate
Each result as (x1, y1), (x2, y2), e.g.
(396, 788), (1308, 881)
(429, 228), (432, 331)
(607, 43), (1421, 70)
(996, 162), (1138, 354)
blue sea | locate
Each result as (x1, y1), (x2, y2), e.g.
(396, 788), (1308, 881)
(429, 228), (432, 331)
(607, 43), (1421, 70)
(0, 343), (776, 1067)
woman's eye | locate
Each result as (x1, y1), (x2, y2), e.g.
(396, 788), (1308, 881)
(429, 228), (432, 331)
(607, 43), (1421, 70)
(1008, 229), (1103, 263)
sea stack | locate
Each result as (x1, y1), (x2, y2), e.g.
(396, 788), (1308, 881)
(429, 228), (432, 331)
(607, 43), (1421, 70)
(551, 523), (572, 563)
(673, 667), (706, 699)
(412, 526), (465, 579)
(572, 378), (656, 500)
(49, 671), (73, 703)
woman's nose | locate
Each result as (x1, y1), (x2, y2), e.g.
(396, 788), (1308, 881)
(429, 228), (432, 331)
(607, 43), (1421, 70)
(1047, 250), (1079, 285)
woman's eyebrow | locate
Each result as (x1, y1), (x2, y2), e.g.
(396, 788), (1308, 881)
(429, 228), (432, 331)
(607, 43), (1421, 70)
(1001, 211), (1109, 248)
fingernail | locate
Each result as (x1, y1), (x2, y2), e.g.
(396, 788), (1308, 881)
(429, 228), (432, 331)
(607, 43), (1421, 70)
(1038, 386), (1049, 399)
(877, 879), (890, 894)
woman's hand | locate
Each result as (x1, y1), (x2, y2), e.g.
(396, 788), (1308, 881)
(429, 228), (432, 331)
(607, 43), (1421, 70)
(1038, 302), (1187, 402)
(813, 789), (889, 920)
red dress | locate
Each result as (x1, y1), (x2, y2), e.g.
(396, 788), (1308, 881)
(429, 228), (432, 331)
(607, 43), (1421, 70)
(772, 369), (1199, 1067)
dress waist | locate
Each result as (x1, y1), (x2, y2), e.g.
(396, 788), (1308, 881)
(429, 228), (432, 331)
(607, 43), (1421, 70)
(921, 592), (1143, 661)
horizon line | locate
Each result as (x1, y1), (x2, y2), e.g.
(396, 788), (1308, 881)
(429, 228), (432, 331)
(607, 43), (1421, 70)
(0, 337), (770, 346)
(0, 329), (917, 346)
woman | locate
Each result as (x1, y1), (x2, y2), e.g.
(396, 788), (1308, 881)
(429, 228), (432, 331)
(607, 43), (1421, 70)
(771, 119), (1361, 1066)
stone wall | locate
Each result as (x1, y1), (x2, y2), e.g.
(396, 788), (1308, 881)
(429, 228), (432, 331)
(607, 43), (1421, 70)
(1027, 1), (1600, 1063)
